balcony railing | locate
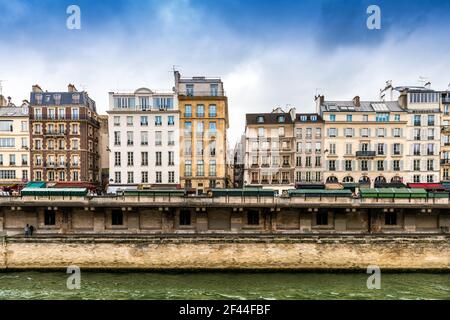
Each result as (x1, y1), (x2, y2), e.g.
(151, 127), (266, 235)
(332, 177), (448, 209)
(31, 114), (100, 127)
(178, 90), (226, 97)
(44, 131), (66, 136)
(441, 159), (450, 165)
(442, 97), (450, 104)
(356, 151), (376, 157)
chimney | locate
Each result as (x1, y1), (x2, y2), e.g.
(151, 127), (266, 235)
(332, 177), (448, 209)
(68, 84), (78, 92)
(425, 81), (431, 90)
(315, 95), (324, 113)
(32, 84), (43, 93)
(380, 80), (393, 101)
(289, 107), (296, 122)
(353, 95), (361, 108)
(0, 95), (6, 107)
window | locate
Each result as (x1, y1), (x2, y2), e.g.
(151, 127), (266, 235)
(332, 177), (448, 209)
(114, 152), (121, 166)
(413, 144), (420, 155)
(114, 132), (121, 146)
(427, 144), (434, 155)
(376, 113), (389, 122)
(209, 105), (217, 117)
(329, 128), (337, 137)
(209, 140), (216, 156)
(168, 171), (175, 183)
(168, 151), (174, 166)
(329, 114), (336, 122)
(71, 108), (79, 120)
(180, 210), (191, 225)
(413, 175), (420, 183)
(345, 143), (352, 155)
(141, 171), (148, 183)
(385, 212), (397, 225)
(377, 128), (386, 137)
(393, 160), (400, 171)
(196, 140), (203, 155)
(140, 116), (148, 126)
(168, 116), (175, 125)
(141, 131), (148, 146)
(377, 160), (384, 171)
(196, 105), (205, 117)
(361, 160), (368, 171)
(127, 131), (133, 146)
(154, 97), (173, 110)
(185, 105), (192, 117)
(258, 127), (265, 137)
(346, 114), (352, 122)
(329, 143), (336, 155)
(156, 152), (162, 166)
(114, 172), (121, 183)
(127, 152), (134, 166)
(209, 160), (216, 176)
(197, 160), (204, 176)
(363, 115), (369, 122)
(155, 116), (162, 126)
(329, 160), (336, 171)
(141, 152), (148, 166)
(44, 211), (56, 225)
(413, 159), (421, 171)
(139, 96), (150, 110)
(185, 160), (192, 177)
(111, 210), (123, 226)
(277, 115), (285, 123)
(316, 210), (328, 225)
(21, 138), (28, 149)
(0, 138), (15, 148)
(247, 211), (259, 225)
(393, 143), (401, 155)
(156, 171), (162, 183)
(361, 128), (369, 137)
(278, 127), (285, 137)
(394, 114), (400, 121)
(428, 128), (434, 140)
(427, 175), (434, 183)
(155, 131), (162, 146)
(377, 143), (385, 155)
(0, 170), (16, 179)
(345, 128), (353, 137)
(427, 159), (434, 171)
(428, 115), (435, 126)
(0, 121), (13, 132)
(414, 115), (421, 126)
(209, 122), (217, 135)
(345, 160), (352, 171)
(127, 171), (134, 184)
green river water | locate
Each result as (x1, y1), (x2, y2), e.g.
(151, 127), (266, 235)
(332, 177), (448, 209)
(0, 272), (449, 300)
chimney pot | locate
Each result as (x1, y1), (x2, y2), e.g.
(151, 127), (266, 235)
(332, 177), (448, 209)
(68, 84), (77, 92)
(32, 84), (43, 93)
(353, 95), (361, 107)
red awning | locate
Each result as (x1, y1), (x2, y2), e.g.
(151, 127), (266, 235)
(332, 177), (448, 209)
(407, 183), (445, 191)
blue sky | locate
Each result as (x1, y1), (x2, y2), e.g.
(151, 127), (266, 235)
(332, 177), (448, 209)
(1, 0), (450, 145)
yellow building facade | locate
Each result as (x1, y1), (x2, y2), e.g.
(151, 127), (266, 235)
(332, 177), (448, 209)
(174, 71), (229, 194)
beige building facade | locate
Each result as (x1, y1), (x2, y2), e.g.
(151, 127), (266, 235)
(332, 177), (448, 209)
(0, 100), (30, 187)
(317, 96), (409, 187)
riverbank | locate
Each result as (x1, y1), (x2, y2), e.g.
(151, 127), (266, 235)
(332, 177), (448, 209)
(1, 234), (449, 270)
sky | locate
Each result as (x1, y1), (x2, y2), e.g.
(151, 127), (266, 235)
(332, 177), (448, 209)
(1, 0), (450, 146)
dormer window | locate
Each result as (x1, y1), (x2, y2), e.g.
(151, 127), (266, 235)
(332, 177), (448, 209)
(35, 94), (43, 104)
(53, 94), (61, 105)
(300, 115), (307, 121)
(72, 94), (80, 103)
(311, 115), (317, 121)
(256, 116), (264, 123)
(45, 95), (51, 103)
(277, 115), (285, 123)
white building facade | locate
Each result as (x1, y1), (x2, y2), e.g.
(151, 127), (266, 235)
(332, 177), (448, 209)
(107, 88), (180, 189)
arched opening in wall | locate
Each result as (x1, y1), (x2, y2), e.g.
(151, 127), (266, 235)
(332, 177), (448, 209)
(343, 176), (354, 183)
(391, 176), (403, 183)
(359, 176), (371, 185)
(374, 176), (387, 188)
(326, 176), (338, 184)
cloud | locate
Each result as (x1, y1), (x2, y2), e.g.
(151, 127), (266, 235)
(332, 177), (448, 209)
(0, 0), (450, 146)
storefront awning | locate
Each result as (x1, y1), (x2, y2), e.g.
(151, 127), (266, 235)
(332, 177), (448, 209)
(407, 183), (445, 191)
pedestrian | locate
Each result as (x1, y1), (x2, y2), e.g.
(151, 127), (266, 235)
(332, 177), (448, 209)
(29, 225), (35, 236)
(24, 224), (30, 237)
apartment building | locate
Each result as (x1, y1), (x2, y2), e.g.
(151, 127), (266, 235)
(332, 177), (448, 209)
(98, 115), (109, 189)
(294, 113), (324, 184)
(244, 108), (324, 190)
(440, 88), (450, 182)
(317, 96), (408, 187)
(29, 84), (100, 183)
(174, 71), (229, 194)
(394, 85), (441, 184)
(107, 87), (179, 189)
(0, 98), (30, 187)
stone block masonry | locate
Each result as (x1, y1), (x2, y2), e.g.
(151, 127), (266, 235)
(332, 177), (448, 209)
(1, 235), (449, 270)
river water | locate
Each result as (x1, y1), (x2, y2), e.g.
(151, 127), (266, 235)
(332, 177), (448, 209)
(0, 272), (449, 300)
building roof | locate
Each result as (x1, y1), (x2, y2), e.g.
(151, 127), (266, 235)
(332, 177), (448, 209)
(0, 106), (29, 117)
(320, 101), (405, 113)
(29, 91), (96, 112)
(246, 113), (294, 125)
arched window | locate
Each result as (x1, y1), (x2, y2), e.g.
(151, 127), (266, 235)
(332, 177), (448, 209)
(343, 176), (354, 183)
(359, 176), (371, 185)
(391, 176), (402, 183)
(326, 176), (338, 183)
(375, 176), (386, 184)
